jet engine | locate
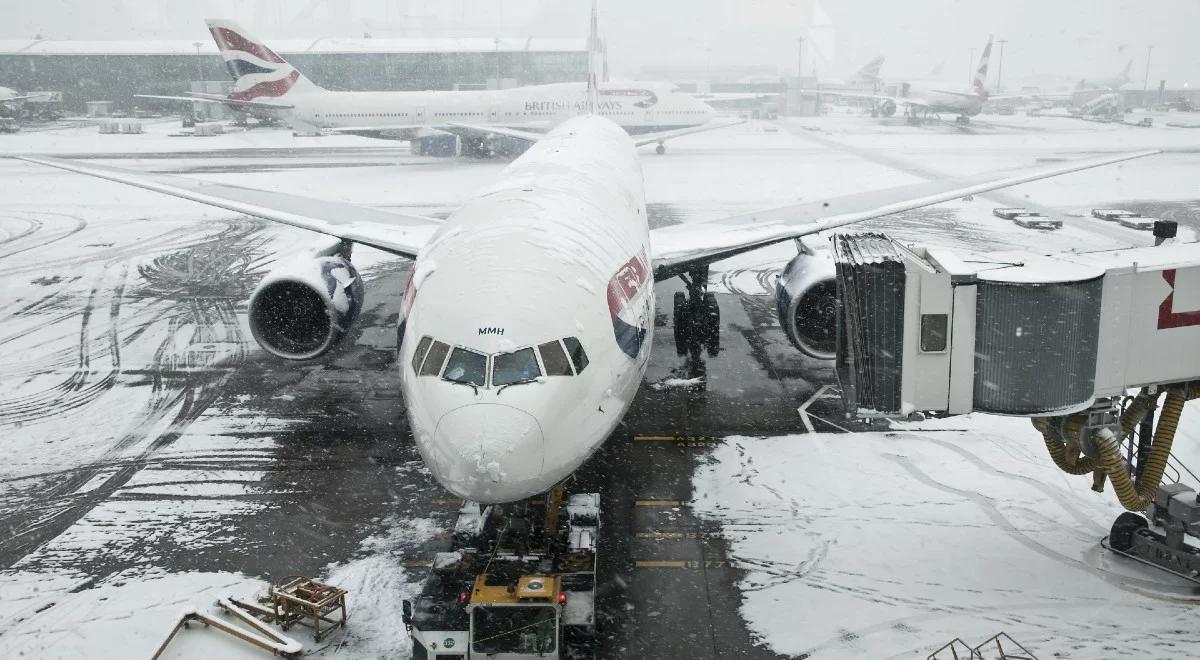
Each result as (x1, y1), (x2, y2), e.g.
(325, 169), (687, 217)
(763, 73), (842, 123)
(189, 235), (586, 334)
(877, 99), (897, 117)
(248, 255), (365, 360)
(775, 249), (837, 360)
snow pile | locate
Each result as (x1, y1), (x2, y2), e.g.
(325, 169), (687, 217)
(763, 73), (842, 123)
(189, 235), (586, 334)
(650, 376), (705, 390)
(692, 411), (1200, 659)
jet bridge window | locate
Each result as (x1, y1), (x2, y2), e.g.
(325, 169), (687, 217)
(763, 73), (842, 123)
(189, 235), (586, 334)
(562, 337), (588, 374)
(538, 340), (574, 376)
(493, 348), (541, 387)
(444, 347), (488, 387)
(419, 340), (451, 377)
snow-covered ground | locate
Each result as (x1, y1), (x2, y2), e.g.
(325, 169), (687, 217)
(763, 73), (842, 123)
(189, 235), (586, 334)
(3, 112), (1200, 658)
(692, 410), (1200, 659)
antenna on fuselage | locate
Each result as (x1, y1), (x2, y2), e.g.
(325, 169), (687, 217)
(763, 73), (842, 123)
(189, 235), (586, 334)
(586, 0), (600, 114)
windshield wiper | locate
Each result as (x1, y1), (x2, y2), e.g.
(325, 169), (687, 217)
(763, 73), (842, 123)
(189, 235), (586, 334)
(496, 378), (539, 395)
(446, 379), (479, 394)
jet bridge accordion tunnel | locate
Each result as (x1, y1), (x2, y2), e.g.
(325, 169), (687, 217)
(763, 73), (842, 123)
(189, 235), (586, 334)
(831, 232), (1200, 520)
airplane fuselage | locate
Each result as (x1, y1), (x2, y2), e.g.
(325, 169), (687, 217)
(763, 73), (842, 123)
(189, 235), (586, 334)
(398, 115), (654, 503)
(291, 81), (717, 135)
(897, 81), (985, 117)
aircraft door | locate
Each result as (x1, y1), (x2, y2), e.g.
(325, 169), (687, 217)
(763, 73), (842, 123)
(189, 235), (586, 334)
(415, 107), (426, 124)
(900, 83), (911, 98)
(488, 106), (500, 123)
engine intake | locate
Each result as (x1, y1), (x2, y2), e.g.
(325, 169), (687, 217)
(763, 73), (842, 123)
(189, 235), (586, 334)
(775, 249), (837, 360)
(249, 256), (364, 360)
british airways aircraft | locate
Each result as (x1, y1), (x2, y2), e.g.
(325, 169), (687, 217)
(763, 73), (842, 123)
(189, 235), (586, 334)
(139, 19), (735, 155)
(20, 10), (1155, 504)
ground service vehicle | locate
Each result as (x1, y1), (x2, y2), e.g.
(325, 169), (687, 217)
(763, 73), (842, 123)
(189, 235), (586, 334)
(1117, 215), (1157, 230)
(1092, 208), (1138, 221)
(1011, 212), (1062, 230)
(403, 490), (599, 659)
(992, 207), (1028, 219)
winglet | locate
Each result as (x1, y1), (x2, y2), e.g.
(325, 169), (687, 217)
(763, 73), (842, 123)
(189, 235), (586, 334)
(586, 0), (601, 114)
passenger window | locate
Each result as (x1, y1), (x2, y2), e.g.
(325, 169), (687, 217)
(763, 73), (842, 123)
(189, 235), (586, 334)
(562, 337), (588, 373)
(538, 340), (573, 376)
(420, 340), (451, 377)
(411, 336), (433, 374)
(443, 348), (488, 387)
(493, 348), (541, 386)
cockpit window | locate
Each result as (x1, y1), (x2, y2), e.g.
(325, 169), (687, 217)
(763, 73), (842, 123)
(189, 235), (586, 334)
(538, 340), (573, 376)
(493, 348), (541, 387)
(443, 347), (487, 387)
(562, 337), (588, 374)
(420, 340), (451, 377)
(411, 336), (433, 374)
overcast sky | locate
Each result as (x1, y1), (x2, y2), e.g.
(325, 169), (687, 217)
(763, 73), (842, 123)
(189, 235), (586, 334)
(4, 1), (1198, 86)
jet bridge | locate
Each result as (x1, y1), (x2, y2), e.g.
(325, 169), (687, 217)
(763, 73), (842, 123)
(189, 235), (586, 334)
(831, 228), (1200, 583)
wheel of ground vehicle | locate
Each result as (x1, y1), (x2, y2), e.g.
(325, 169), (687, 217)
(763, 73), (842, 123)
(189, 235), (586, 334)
(656, 143), (666, 155)
(1109, 511), (1148, 552)
(673, 291), (689, 355)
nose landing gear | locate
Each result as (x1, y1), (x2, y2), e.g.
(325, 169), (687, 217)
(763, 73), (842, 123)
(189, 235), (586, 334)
(655, 142), (666, 155)
(672, 267), (720, 359)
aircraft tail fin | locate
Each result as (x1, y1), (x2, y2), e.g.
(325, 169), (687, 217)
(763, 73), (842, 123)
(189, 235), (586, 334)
(973, 35), (993, 98)
(856, 55), (886, 83)
(585, 0), (601, 114)
(1122, 58), (1133, 81)
(205, 19), (323, 101)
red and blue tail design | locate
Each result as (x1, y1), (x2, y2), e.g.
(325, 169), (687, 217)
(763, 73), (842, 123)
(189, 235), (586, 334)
(205, 19), (321, 101)
(607, 250), (651, 359)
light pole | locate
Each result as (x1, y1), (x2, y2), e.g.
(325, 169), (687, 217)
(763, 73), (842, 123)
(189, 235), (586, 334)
(1142, 45), (1154, 108)
(996, 39), (1008, 93)
(193, 42), (204, 81)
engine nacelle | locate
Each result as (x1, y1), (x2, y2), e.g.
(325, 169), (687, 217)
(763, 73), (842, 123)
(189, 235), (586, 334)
(878, 99), (897, 117)
(775, 249), (838, 360)
(248, 255), (365, 360)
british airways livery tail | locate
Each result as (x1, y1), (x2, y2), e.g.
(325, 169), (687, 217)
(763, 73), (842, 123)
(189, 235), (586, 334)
(206, 19), (322, 101)
(973, 35), (993, 99)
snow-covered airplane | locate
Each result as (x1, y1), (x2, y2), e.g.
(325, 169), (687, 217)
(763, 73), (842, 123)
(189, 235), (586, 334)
(811, 36), (997, 123)
(0, 86), (36, 114)
(1081, 60), (1134, 91)
(19, 6), (1156, 504)
(138, 19), (735, 155)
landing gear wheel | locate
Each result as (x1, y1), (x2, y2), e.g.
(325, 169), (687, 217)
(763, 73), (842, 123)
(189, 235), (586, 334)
(656, 143), (666, 155)
(672, 291), (689, 356)
(702, 292), (720, 356)
(1109, 512), (1148, 552)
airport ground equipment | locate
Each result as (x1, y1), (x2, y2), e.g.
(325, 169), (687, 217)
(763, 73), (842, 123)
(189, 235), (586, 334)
(403, 488), (599, 659)
(1117, 215), (1157, 231)
(992, 207), (1029, 220)
(1091, 208), (1137, 222)
(928, 632), (1037, 660)
(830, 231), (1200, 582)
(269, 576), (348, 642)
(1010, 212), (1062, 230)
(151, 597), (303, 659)
(0, 117), (18, 133)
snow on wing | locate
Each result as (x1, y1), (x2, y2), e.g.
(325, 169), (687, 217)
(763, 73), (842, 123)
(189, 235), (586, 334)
(648, 149), (1158, 277)
(17, 156), (440, 259)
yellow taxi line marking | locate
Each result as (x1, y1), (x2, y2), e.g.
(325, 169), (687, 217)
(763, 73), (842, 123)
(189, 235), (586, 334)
(403, 560), (433, 568)
(635, 560), (687, 568)
(634, 499), (683, 507)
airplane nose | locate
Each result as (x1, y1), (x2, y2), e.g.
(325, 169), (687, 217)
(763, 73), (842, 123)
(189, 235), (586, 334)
(429, 404), (546, 503)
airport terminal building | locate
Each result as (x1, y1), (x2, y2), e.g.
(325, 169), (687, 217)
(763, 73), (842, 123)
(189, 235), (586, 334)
(0, 37), (587, 111)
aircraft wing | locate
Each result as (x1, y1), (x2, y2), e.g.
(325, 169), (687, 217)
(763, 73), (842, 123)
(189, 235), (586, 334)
(798, 89), (930, 110)
(444, 119), (747, 148)
(16, 156), (440, 259)
(631, 119), (747, 147)
(134, 93), (294, 110)
(443, 122), (548, 142)
(1, 94), (36, 102)
(648, 149), (1157, 279)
